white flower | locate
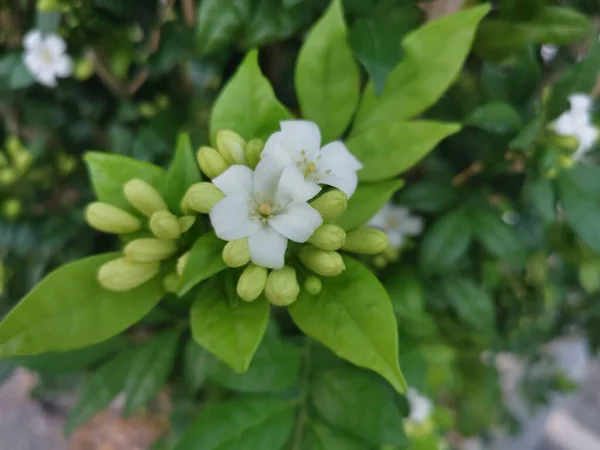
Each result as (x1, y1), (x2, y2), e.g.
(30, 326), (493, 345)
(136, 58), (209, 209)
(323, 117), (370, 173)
(406, 387), (433, 425)
(261, 120), (363, 198)
(23, 30), (72, 87)
(551, 93), (598, 160)
(209, 159), (323, 269)
(540, 44), (558, 63)
(368, 203), (423, 249)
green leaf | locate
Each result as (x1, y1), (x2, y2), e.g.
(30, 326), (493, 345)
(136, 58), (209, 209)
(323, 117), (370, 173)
(178, 232), (227, 296)
(190, 274), (270, 373)
(210, 51), (291, 144)
(10, 58), (37, 90)
(164, 134), (201, 214)
(353, 5), (490, 132)
(0, 360), (15, 384)
(289, 256), (406, 393)
(195, 0), (248, 55)
(523, 178), (556, 223)
(174, 397), (295, 450)
(123, 328), (183, 416)
(466, 102), (522, 135)
(337, 179), (404, 231)
(442, 277), (494, 331)
(419, 210), (472, 275)
(384, 270), (424, 319)
(85, 152), (166, 212)
(35, 11), (61, 33)
(0, 254), (164, 358)
(470, 210), (526, 267)
(396, 180), (457, 213)
(310, 367), (407, 446)
(182, 338), (214, 393)
(347, 121), (461, 182)
(301, 421), (367, 450)
(295, 0), (360, 142)
(499, 0), (546, 20)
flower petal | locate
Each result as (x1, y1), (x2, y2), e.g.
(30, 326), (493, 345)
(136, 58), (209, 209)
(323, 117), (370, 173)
(45, 34), (66, 55)
(248, 225), (287, 269)
(261, 132), (296, 167)
(54, 54), (72, 77)
(36, 70), (57, 87)
(388, 231), (405, 249)
(212, 165), (253, 198)
(319, 141), (363, 172)
(23, 30), (42, 51)
(320, 167), (359, 198)
(253, 158), (284, 205)
(269, 201), (323, 242)
(569, 94), (592, 113)
(209, 196), (261, 240)
(368, 203), (392, 229)
(552, 112), (577, 136)
(280, 120), (321, 159)
(276, 164), (321, 204)
(400, 216), (424, 236)
(23, 52), (42, 74)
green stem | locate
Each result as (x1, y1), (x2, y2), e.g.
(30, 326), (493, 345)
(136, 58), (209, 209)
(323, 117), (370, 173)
(290, 339), (313, 450)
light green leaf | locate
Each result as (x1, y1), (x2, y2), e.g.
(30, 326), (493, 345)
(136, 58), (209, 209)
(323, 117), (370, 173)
(289, 256), (406, 393)
(295, 0), (360, 142)
(337, 179), (404, 231)
(442, 277), (494, 331)
(85, 152), (166, 212)
(470, 210), (526, 267)
(353, 5), (490, 132)
(164, 134), (202, 214)
(301, 421), (367, 450)
(178, 231), (227, 296)
(466, 102), (522, 134)
(310, 367), (407, 446)
(174, 397), (295, 450)
(210, 51), (292, 144)
(190, 274), (270, 373)
(347, 121), (460, 182)
(0, 254), (164, 358)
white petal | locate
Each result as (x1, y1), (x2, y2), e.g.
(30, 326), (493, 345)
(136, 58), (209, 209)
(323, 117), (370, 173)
(319, 141), (363, 172)
(212, 165), (253, 198)
(45, 34), (66, 55)
(569, 94), (592, 113)
(36, 70), (57, 87)
(320, 167), (359, 198)
(248, 225), (287, 269)
(54, 54), (72, 77)
(276, 164), (321, 204)
(253, 158), (284, 204)
(400, 216), (424, 236)
(540, 44), (558, 62)
(552, 112), (577, 136)
(209, 196), (261, 240)
(23, 30), (42, 50)
(269, 201), (323, 242)
(261, 131), (296, 167)
(280, 120), (321, 158)
(388, 231), (405, 249)
(23, 52), (42, 74)
(368, 203), (392, 229)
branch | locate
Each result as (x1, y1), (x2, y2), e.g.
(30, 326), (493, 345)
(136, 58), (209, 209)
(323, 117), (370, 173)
(88, 51), (129, 100)
(182, 0), (196, 26)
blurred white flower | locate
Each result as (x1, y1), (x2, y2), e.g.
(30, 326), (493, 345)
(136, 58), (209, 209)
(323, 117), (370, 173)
(540, 44), (558, 63)
(551, 93), (599, 160)
(210, 159), (322, 269)
(406, 387), (433, 425)
(22, 30), (72, 87)
(368, 203), (423, 249)
(261, 120), (363, 197)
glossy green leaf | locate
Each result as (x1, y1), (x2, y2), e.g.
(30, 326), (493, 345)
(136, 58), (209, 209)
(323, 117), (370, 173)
(85, 152), (166, 212)
(523, 178), (556, 223)
(470, 210), (526, 267)
(466, 102), (522, 135)
(396, 180), (457, 213)
(419, 210), (472, 275)
(178, 231), (227, 296)
(442, 277), (494, 331)
(0, 254), (164, 358)
(310, 367), (407, 446)
(164, 134), (202, 214)
(174, 397), (295, 450)
(195, 0), (248, 54)
(295, 0), (360, 142)
(210, 51), (291, 144)
(300, 421), (368, 450)
(337, 179), (404, 231)
(182, 338), (214, 393)
(289, 256), (406, 393)
(353, 5), (490, 132)
(347, 121), (460, 182)
(190, 274), (270, 373)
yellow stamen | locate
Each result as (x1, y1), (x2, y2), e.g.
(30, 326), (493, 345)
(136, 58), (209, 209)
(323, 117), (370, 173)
(307, 162), (317, 172)
(259, 204), (272, 216)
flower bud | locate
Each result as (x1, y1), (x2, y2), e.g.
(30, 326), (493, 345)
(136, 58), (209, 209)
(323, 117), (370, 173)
(373, 255), (387, 268)
(123, 179), (168, 217)
(308, 224), (346, 251)
(176, 251), (189, 276)
(237, 264), (268, 302)
(245, 139), (264, 169)
(265, 266), (300, 306)
(85, 202), (141, 234)
(550, 134), (580, 152)
(222, 238), (250, 268)
(309, 190), (347, 222)
(12, 151), (32, 174)
(98, 257), (160, 292)
(185, 182), (225, 213)
(197, 146), (229, 179)
(124, 238), (177, 262)
(163, 272), (180, 293)
(298, 246), (345, 277)
(74, 58), (94, 80)
(150, 210), (181, 240)
(558, 155), (575, 170)
(304, 276), (322, 295)
(342, 228), (389, 255)
(216, 130), (246, 165)
(179, 215), (196, 233)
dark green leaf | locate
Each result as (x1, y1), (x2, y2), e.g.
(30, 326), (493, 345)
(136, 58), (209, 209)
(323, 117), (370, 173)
(0, 360), (15, 384)
(442, 277), (494, 331)
(301, 421), (367, 450)
(10, 58), (37, 90)
(523, 178), (556, 223)
(178, 232), (226, 296)
(466, 102), (522, 135)
(195, 0), (248, 54)
(164, 134), (202, 214)
(384, 271), (424, 319)
(182, 338), (214, 393)
(470, 210), (526, 267)
(396, 180), (457, 213)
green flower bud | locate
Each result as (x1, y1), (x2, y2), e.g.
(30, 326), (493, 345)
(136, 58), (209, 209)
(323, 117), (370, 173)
(373, 255), (387, 268)
(179, 215), (196, 233)
(123, 179), (168, 217)
(163, 272), (180, 293)
(74, 58), (94, 80)
(550, 134), (580, 152)
(222, 238), (250, 268)
(298, 246), (345, 277)
(265, 266), (300, 306)
(309, 190), (348, 222)
(237, 264), (268, 302)
(342, 228), (389, 255)
(124, 238), (177, 262)
(13, 151), (32, 174)
(176, 251), (189, 276)
(308, 224), (346, 251)
(197, 146), (229, 179)
(85, 202), (141, 234)
(150, 210), (181, 240)
(558, 154), (575, 170)
(98, 257), (160, 292)
(304, 276), (322, 296)
(382, 246), (399, 262)
(37, 0), (59, 11)
(185, 182), (225, 213)
(216, 130), (246, 165)
(2, 198), (22, 219)
(245, 139), (264, 169)
(57, 152), (77, 175)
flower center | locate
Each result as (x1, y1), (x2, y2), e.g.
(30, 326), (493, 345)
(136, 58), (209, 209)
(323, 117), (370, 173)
(40, 48), (54, 64)
(259, 203), (272, 216)
(386, 215), (401, 229)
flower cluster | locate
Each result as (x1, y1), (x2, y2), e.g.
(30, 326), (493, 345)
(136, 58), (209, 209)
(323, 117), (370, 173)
(550, 93), (599, 160)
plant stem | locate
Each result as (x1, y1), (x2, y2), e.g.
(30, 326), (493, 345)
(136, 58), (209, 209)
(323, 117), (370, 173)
(290, 339), (312, 450)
